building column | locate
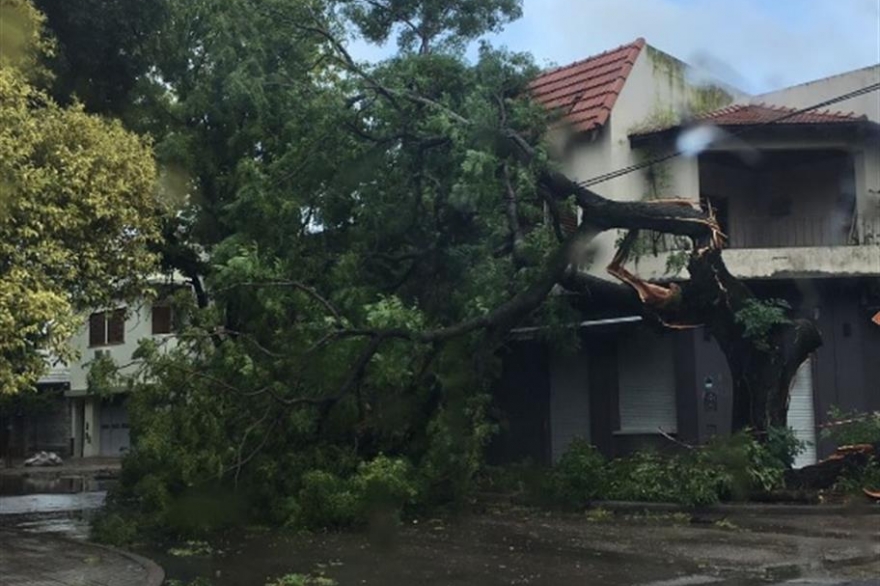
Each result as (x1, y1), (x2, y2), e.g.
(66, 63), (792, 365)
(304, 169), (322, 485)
(70, 399), (82, 458)
(82, 397), (100, 457)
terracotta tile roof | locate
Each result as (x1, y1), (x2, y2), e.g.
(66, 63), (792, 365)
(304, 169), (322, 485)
(530, 38), (645, 133)
(697, 103), (865, 126)
(630, 103), (866, 137)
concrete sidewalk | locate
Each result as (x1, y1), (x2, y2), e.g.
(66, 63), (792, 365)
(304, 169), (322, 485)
(0, 528), (163, 586)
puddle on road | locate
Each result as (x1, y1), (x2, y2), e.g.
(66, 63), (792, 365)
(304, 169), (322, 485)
(0, 474), (113, 496)
(0, 490), (106, 542)
(12, 514), (93, 540)
(0, 491), (106, 515)
(143, 522), (701, 586)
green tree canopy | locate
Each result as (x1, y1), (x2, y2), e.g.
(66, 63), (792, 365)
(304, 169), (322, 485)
(63, 0), (818, 538)
(0, 0), (162, 394)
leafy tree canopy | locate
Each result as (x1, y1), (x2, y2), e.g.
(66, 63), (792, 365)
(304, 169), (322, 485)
(38, 0), (816, 538)
(0, 1), (162, 394)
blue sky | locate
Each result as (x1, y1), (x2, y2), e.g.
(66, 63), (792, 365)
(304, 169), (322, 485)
(350, 0), (880, 94)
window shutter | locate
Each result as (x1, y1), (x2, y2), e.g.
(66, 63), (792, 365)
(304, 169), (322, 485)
(152, 305), (172, 335)
(89, 312), (106, 347)
(107, 308), (126, 344)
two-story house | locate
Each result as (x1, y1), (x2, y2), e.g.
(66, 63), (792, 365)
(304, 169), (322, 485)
(489, 39), (880, 469)
(66, 279), (183, 458)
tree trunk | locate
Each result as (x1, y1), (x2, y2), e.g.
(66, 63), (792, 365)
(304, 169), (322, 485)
(585, 246), (825, 435)
(684, 249), (822, 434)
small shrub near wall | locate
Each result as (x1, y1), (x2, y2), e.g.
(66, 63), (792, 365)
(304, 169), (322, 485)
(821, 408), (880, 495)
(543, 428), (803, 509)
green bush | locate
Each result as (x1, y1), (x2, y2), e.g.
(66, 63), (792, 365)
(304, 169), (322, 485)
(91, 512), (139, 545)
(265, 574), (337, 586)
(604, 451), (727, 506)
(766, 426), (807, 469)
(352, 455), (418, 514)
(821, 408), (880, 447)
(833, 457), (880, 494)
(542, 429), (799, 509)
(701, 428), (795, 496)
(293, 470), (359, 528)
(286, 456), (419, 529)
(549, 438), (606, 507)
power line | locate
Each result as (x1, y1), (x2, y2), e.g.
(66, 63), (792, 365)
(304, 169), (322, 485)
(578, 82), (880, 189)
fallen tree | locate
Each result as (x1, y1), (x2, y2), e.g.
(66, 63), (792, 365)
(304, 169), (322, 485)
(45, 0), (827, 539)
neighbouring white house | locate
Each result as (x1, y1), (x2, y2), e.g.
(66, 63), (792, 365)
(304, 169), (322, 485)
(65, 278), (185, 458)
(490, 39), (880, 468)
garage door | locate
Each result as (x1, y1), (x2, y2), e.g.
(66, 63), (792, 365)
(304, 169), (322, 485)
(787, 358), (817, 469)
(99, 400), (131, 457)
(618, 328), (677, 434)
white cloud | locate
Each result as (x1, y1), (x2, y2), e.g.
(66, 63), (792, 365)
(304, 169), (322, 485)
(491, 0), (880, 93)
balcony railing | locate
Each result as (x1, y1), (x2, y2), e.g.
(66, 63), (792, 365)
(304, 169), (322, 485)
(726, 216), (880, 249)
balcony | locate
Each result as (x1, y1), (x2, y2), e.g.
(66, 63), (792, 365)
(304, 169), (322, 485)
(725, 216), (880, 249)
(718, 216), (880, 280)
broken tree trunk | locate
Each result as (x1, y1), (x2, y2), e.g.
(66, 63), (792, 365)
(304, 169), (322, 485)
(682, 248), (822, 433)
(587, 238), (823, 435)
(785, 444), (878, 490)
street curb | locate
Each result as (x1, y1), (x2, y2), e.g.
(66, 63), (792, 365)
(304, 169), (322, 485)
(56, 535), (165, 586)
(593, 500), (880, 516)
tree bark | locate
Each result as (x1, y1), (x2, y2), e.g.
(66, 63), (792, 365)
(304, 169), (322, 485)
(589, 245), (824, 435)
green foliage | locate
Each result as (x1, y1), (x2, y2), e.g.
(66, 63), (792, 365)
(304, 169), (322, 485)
(821, 407), (880, 446)
(345, 0), (522, 55)
(91, 512), (139, 546)
(548, 438), (606, 504)
(542, 428), (801, 510)
(820, 408), (880, 495)
(167, 579), (214, 586)
(833, 458), (880, 494)
(734, 298), (791, 352)
(86, 354), (123, 397)
(33, 0), (168, 118)
(605, 451), (729, 507)
(266, 574), (337, 586)
(0, 2), (162, 395)
(294, 470), (360, 528)
(765, 425), (807, 469)
(353, 455), (419, 512)
(167, 540), (214, 558)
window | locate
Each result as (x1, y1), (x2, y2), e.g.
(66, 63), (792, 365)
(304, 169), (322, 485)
(152, 305), (173, 335)
(88, 309), (126, 347)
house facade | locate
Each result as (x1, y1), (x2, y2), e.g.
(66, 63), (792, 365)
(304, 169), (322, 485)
(65, 288), (180, 458)
(489, 40), (880, 468)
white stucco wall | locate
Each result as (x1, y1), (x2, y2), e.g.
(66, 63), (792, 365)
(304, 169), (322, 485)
(67, 301), (178, 394)
(566, 44), (739, 279)
(721, 245), (880, 279)
(562, 52), (880, 283)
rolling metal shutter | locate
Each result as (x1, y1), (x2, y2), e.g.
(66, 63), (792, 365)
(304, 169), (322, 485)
(618, 329), (677, 434)
(99, 401), (131, 457)
(787, 357), (817, 469)
(549, 353), (591, 462)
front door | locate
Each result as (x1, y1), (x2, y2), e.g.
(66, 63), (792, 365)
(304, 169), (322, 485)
(99, 399), (130, 457)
